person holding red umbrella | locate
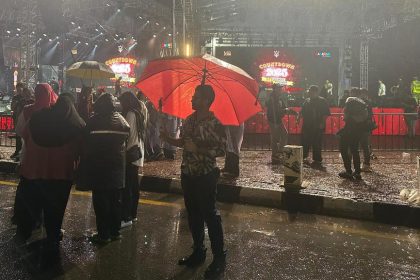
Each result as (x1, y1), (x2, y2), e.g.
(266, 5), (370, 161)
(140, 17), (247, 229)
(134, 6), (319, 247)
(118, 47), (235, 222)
(160, 84), (227, 279)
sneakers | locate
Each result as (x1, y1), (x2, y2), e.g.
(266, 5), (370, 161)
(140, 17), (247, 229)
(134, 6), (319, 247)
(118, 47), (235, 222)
(352, 172), (362, 180)
(178, 248), (207, 267)
(338, 171), (353, 179)
(221, 171), (239, 178)
(121, 220), (133, 229)
(361, 163), (373, 172)
(204, 252), (227, 279)
(303, 158), (311, 165)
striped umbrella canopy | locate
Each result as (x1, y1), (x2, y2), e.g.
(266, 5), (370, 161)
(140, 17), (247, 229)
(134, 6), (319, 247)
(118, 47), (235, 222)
(66, 61), (115, 80)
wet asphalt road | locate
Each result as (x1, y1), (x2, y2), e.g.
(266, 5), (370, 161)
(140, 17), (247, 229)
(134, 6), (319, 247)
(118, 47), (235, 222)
(0, 179), (419, 280)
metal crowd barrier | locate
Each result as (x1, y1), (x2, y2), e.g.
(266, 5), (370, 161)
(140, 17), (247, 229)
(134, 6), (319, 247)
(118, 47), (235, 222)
(1, 112), (419, 151)
(0, 114), (15, 147)
(242, 112), (420, 151)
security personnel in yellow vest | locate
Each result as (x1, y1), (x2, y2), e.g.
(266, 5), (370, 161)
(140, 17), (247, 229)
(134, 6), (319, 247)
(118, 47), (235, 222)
(411, 77), (420, 103)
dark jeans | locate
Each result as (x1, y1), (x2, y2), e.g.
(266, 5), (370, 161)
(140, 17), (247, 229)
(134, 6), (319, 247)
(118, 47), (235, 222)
(339, 132), (362, 174)
(121, 163), (140, 221)
(92, 189), (121, 239)
(302, 128), (323, 162)
(223, 152), (239, 176)
(359, 132), (371, 165)
(181, 169), (224, 256)
(16, 179), (72, 244)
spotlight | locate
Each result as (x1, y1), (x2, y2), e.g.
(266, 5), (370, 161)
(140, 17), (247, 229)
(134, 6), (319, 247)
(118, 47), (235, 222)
(147, 20), (150, 24)
(71, 21), (75, 25)
(32, 31), (35, 34)
(85, 42), (89, 45)
(56, 36), (59, 39)
(78, 26), (81, 29)
(94, 44), (98, 47)
(95, 28), (99, 32)
(155, 22), (159, 26)
(49, 38), (52, 41)
(43, 33), (47, 37)
(163, 27), (166, 30)
(6, 30), (11, 34)
(105, 38), (109, 42)
(106, 3), (110, 7)
(117, 8), (121, 12)
(138, 16), (142, 19)
(153, 34), (156, 38)
(168, 33), (172, 36)
(17, 28), (21, 31)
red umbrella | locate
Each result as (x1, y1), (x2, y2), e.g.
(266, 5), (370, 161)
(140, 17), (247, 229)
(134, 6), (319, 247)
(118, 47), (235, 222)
(135, 54), (261, 125)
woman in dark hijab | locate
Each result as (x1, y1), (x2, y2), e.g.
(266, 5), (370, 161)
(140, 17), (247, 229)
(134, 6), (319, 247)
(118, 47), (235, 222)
(118, 91), (148, 227)
(16, 93), (85, 266)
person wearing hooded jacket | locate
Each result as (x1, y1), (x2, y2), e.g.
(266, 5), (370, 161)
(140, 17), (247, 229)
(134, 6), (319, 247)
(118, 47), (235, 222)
(16, 92), (85, 264)
(118, 91), (148, 227)
(13, 83), (57, 233)
(83, 93), (130, 244)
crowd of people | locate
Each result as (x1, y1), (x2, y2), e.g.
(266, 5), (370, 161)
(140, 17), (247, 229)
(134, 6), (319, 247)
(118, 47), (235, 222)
(10, 82), (228, 279)
(6, 77), (418, 278)
(265, 84), (378, 178)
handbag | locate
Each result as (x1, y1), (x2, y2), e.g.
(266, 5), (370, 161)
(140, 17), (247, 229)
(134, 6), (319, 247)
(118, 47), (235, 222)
(126, 145), (142, 163)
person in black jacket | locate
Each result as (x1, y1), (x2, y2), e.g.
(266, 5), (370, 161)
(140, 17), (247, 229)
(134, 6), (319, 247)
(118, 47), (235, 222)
(297, 85), (330, 166)
(84, 93), (130, 244)
(338, 88), (368, 180)
(266, 84), (297, 164)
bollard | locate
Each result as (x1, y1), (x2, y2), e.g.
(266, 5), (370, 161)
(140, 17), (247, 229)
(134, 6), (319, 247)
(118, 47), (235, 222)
(417, 156), (420, 190)
(282, 145), (303, 189)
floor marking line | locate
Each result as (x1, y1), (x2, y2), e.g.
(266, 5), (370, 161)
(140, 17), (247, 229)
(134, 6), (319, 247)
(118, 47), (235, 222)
(0, 181), (180, 208)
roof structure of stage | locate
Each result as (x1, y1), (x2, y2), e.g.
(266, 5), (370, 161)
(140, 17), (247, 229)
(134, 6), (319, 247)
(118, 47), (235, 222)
(1, 0), (420, 90)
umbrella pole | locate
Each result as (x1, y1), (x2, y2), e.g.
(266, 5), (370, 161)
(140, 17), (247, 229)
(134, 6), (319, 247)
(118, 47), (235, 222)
(201, 62), (208, 85)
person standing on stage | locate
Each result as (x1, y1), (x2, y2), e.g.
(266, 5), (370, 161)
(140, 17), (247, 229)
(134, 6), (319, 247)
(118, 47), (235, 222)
(377, 80), (386, 105)
(297, 85), (330, 167)
(115, 76), (122, 96)
(325, 80), (333, 104)
(266, 84), (297, 164)
(411, 76), (420, 103)
(160, 85), (227, 279)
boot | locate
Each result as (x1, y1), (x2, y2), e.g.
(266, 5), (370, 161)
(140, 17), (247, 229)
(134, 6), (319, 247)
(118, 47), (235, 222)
(204, 251), (227, 279)
(178, 247), (207, 267)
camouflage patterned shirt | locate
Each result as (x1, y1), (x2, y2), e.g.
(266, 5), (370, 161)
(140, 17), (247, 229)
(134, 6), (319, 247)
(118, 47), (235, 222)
(181, 112), (226, 176)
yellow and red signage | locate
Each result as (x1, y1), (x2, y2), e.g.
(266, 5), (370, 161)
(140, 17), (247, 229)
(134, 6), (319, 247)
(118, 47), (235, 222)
(105, 57), (137, 84)
(259, 61), (295, 86)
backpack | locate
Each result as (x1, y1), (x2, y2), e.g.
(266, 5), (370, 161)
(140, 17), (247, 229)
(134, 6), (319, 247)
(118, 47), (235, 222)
(345, 97), (368, 123)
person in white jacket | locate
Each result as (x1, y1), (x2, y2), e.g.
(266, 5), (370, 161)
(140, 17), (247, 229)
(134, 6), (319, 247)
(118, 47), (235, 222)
(119, 91), (148, 228)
